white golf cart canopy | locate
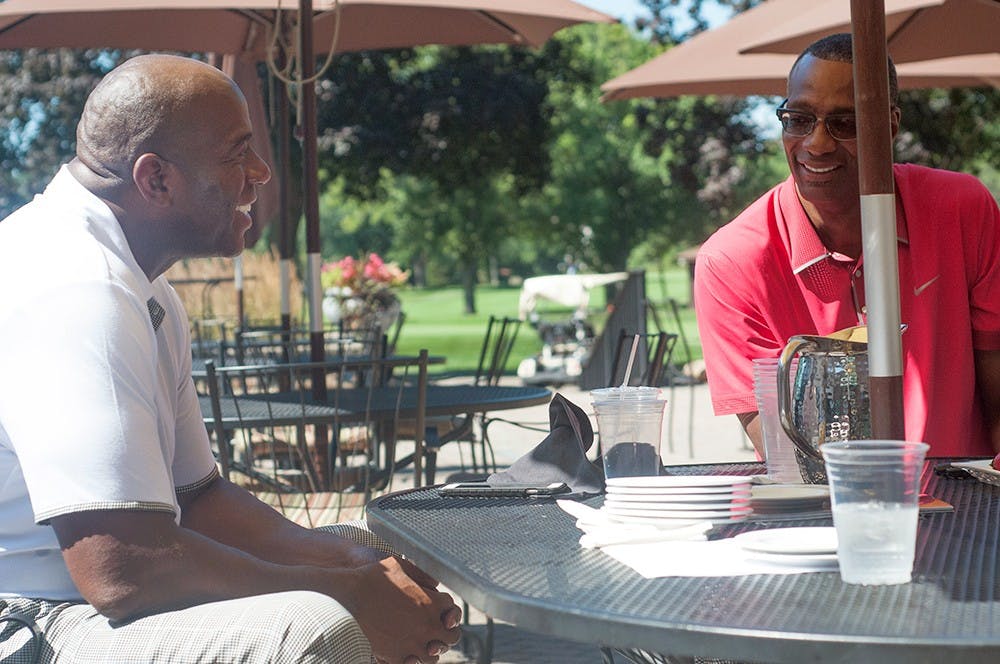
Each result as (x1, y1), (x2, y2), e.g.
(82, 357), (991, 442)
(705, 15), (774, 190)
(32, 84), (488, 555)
(517, 272), (629, 320)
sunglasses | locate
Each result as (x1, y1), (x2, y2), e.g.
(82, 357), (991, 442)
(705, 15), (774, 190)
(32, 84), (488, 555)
(775, 99), (858, 141)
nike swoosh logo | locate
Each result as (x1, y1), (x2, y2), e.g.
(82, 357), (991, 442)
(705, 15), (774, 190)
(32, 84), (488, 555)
(913, 275), (940, 296)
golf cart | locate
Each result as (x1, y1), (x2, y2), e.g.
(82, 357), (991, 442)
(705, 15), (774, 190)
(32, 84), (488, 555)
(515, 272), (629, 386)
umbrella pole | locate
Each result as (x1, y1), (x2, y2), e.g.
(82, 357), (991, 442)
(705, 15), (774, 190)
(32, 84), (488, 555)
(298, 0), (330, 488)
(275, 62), (294, 341)
(851, 0), (905, 440)
(300, 0), (323, 363)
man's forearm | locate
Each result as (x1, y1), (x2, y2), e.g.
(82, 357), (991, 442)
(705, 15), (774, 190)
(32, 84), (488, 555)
(737, 412), (764, 457)
(974, 349), (1000, 454)
(52, 509), (348, 622)
(179, 477), (381, 568)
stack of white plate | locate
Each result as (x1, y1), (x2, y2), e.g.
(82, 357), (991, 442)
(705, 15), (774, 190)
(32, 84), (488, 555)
(602, 475), (754, 525)
(750, 484), (830, 515)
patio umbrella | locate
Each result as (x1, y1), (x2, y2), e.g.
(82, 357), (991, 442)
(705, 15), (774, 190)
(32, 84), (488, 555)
(741, 0), (1000, 64)
(0, 0), (613, 362)
(600, 0), (999, 100)
(0, 0), (610, 55)
(740, 0), (999, 438)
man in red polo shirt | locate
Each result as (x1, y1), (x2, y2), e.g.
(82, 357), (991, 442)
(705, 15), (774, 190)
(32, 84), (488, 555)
(694, 33), (1000, 458)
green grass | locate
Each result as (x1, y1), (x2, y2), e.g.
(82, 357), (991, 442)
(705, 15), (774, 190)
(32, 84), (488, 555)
(394, 268), (703, 373)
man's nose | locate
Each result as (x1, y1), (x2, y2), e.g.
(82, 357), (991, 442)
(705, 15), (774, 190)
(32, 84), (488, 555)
(247, 147), (272, 185)
(803, 119), (838, 154)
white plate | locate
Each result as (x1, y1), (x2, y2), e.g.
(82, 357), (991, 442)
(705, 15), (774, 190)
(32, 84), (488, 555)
(750, 502), (829, 514)
(605, 492), (750, 505)
(607, 484), (748, 496)
(951, 460), (1000, 488)
(733, 527), (838, 556)
(745, 551), (839, 568)
(751, 485), (829, 502)
(598, 511), (750, 526)
(605, 475), (753, 489)
(604, 498), (750, 511)
(603, 505), (753, 519)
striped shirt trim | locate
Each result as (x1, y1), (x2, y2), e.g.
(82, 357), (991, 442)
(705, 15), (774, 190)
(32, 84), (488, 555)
(792, 252), (830, 275)
(36, 500), (176, 525)
(176, 468), (220, 495)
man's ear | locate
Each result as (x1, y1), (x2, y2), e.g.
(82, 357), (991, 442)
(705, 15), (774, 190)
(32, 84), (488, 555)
(889, 105), (901, 140)
(132, 153), (174, 207)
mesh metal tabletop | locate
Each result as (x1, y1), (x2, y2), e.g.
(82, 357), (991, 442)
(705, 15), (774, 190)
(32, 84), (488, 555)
(367, 461), (1000, 663)
(199, 385), (551, 427)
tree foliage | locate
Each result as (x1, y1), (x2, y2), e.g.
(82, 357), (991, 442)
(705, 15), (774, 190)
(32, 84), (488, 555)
(0, 50), (126, 214)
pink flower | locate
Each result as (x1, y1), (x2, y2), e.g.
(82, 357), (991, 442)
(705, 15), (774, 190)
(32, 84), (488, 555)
(320, 252), (409, 292)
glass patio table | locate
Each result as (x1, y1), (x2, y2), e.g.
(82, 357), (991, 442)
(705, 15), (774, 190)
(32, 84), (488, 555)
(367, 459), (1000, 663)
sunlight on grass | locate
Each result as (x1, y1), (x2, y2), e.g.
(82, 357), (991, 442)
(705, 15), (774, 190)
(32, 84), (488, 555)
(168, 255), (703, 373)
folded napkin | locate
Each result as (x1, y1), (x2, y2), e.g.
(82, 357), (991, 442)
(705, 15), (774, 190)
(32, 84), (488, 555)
(488, 393), (604, 495)
(558, 500), (838, 578)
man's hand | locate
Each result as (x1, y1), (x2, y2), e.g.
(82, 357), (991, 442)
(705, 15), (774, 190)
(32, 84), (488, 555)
(337, 556), (461, 664)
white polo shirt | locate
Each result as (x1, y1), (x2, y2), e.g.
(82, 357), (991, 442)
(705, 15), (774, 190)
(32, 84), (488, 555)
(0, 166), (218, 600)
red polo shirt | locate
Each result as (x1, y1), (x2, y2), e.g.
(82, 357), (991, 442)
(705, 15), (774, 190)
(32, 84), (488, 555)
(694, 163), (1000, 456)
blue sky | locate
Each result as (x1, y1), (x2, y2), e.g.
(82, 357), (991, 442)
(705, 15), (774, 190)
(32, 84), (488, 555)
(579, 0), (733, 29)
(579, 0), (651, 23)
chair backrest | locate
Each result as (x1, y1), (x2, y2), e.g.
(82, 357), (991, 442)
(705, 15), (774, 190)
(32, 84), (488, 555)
(203, 351), (429, 525)
(474, 315), (522, 387)
(608, 330), (678, 387)
(190, 317), (229, 362)
(227, 324), (392, 367)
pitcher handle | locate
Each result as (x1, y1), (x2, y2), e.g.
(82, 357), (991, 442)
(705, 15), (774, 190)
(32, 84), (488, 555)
(777, 338), (823, 460)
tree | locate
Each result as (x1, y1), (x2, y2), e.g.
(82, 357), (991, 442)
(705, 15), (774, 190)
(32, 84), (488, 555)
(0, 50), (127, 215)
(536, 21), (769, 274)
(312, 45), (556, 312)
(896, 87), (1000, 179)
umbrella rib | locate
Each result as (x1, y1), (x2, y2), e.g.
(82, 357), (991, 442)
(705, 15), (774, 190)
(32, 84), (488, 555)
(232, 8), (279, 29)
(0, 14), (35, 39)
(884, 8), (923, 50)
(474, 11), (525, 45)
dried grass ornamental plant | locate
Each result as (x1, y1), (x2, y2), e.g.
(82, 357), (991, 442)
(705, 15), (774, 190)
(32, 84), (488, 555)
(320, 253), (408, 330)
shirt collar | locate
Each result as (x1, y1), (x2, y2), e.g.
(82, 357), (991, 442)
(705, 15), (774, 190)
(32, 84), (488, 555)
(779, 175), (909, 275)
(45, 165), (153, 290)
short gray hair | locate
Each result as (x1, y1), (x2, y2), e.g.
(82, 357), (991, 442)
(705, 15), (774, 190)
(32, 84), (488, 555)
(790, 32), (899, 106)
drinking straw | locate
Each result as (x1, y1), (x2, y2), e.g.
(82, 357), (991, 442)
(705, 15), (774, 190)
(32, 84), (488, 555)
(620, 333), (640, 387)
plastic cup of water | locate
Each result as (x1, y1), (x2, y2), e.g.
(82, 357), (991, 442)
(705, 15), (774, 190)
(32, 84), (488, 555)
(591, 386), (665, 479)
(752, 357), (801, 483)
(821, 440), (930, 585)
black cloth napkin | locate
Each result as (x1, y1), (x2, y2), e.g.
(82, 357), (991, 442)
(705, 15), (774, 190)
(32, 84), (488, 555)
(488, 393), (604, 495)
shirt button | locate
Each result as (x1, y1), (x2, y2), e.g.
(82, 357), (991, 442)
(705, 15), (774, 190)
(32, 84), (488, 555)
(861, 306), (868, 314)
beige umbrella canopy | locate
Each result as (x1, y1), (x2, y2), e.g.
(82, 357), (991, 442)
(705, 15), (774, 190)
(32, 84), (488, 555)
(741, 0), (1000, 64)
(0, 0), (610, 53)
(600, 0), (999, 100)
